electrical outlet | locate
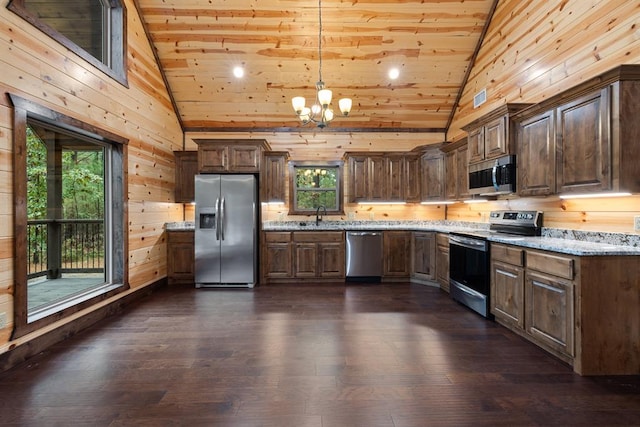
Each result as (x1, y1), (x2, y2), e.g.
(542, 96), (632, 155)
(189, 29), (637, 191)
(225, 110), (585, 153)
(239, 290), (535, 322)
(635, 216), (640, 232)
(0, 312), (7, 329)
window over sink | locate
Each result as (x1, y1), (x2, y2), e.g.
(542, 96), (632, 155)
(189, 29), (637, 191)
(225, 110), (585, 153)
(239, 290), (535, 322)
(289, 161), (343, 215)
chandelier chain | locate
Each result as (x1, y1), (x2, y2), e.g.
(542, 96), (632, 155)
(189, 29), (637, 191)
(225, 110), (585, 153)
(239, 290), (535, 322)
(318, 0), (323, 83)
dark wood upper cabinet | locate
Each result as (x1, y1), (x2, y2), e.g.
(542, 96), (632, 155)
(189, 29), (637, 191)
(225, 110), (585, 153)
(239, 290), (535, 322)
(440, 139), (468, 201)
(262, 151), (289, 203)
(404, 153), (421, 203)
(174, 151), (198, 203)
(515, 65), (640, 196)
(345, 152), (420, 202)
(420, 149), (444, 201)
(463, 104), (531, 165)
(556, 89), (610, 194)
(517, 110), (556, 197)
(194, 139), (269, 173)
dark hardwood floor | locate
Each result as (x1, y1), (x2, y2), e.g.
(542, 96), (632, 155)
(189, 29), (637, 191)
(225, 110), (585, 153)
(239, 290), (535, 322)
(1, 283), (639, 426)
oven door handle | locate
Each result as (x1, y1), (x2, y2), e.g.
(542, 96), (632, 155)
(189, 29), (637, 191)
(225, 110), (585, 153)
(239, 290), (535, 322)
(449, 235), (488, 251)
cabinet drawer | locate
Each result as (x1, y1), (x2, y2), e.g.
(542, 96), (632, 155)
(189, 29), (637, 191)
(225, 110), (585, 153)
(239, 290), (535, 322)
(526, 250), (574, 280)
(264, 232), (291, 243)
(293, 231), (344, 243)
(167, 230), (194, 244)
(436, 233), (449, 246)
(492, 243), (524, 266)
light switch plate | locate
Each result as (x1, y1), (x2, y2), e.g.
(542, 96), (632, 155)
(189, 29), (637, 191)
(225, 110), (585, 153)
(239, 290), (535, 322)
(635, 216), (640, 231)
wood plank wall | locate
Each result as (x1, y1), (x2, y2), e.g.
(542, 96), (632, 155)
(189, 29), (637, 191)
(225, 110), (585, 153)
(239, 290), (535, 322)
(445, 0), (640, 232)
(0, 1), (183, 350)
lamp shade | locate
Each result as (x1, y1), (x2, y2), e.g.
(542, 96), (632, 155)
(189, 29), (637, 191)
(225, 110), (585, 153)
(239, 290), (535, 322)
(338, 98), (352, 115)
(317, 89), (332, 107)
(324, 108), (334, 122)
(292, 96), (306, 113)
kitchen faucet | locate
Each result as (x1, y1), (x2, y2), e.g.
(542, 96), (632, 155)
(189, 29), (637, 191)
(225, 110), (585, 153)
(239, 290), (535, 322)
(315, 205), (327, 226)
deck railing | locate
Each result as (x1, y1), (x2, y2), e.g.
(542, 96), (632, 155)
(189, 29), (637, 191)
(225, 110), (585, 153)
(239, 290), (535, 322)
(27, 219), (104, 279)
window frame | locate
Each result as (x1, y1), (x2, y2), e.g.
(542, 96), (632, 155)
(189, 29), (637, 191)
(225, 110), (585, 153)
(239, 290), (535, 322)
(9, 93), (129, 339)
(288, 161), (344, 216)
(7, 0), (128, 87)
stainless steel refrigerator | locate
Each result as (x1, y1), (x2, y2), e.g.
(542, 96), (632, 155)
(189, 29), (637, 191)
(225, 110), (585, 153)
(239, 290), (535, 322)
(194, 174), (257, 288)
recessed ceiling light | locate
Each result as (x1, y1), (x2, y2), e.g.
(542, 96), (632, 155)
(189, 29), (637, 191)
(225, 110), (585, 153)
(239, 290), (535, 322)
(388, 68), (400, 80)
(233, 66), (244, 78)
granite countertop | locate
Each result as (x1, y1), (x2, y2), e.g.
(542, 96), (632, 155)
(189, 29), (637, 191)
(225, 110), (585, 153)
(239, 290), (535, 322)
(166, 220), (640, 256)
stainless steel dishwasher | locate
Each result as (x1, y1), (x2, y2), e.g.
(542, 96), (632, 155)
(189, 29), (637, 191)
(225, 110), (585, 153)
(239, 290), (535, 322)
(346, 231), (383, 281)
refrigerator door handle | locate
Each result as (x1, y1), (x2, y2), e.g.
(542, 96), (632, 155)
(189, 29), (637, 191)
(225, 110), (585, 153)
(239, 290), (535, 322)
(220, 197), (226, 241)
(215, 197), (220, 240)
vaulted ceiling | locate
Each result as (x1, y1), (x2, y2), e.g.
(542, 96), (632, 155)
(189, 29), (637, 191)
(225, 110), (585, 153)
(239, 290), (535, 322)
(136, 0), (497, 133)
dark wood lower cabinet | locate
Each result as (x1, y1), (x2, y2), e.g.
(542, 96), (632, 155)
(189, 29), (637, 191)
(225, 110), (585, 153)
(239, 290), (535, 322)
(435, 233), (450, 292)
(262, 231), (345, 282)
(383, 231), (411, 279)
(166, 230), (195, 285)
(411, 232), (436, 282)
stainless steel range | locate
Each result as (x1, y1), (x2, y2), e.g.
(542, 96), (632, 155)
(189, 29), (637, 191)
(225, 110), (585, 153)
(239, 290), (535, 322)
(449, 210), (542, 318)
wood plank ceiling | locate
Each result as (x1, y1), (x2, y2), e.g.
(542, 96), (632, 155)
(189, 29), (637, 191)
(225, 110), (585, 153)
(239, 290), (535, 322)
(136, 0), (496, 132)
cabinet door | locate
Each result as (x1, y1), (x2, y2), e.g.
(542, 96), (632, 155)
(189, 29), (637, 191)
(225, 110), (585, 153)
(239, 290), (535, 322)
(262, 152), (288, 203)
(525, 271), (574, 357)
(421, 152), (444, 201)
(456, 144), (470, 199)
(444, 150), (457, 200)
(412, 232), (436, 280)
(556, 89), (611, 194)
(294, 243), (317, 278)
(484, 116), (507, 159)
(383, 231), (411, 277)
(369, 155), (386, 200)
(385, 155), (404, 201)
(517, 110), (556, 196)
(167, 231), (195, 285)
(404, 154), (421, 202)
(435, 234), (449, 292)
(348, 156), (369, 202)
(318, 242), (345, 278)
(198, 144), (227, 172)
(491, 260), (524, 329)
(174, 151), (198, 203)
(229, 145), (261, 172)
(264, 242), (292, 278)
(467, 127), (485, 164)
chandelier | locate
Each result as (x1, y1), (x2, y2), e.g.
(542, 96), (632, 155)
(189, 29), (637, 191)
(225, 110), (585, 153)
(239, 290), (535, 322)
(291, 0), (352, 128)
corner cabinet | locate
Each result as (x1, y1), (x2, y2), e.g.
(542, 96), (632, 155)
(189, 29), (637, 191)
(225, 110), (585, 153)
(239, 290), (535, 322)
(262, 151), (289, 203)
(441, 139), (469, 201)
(420, 149), (445, 202)
(195, 139), (269, 173)
(167, 230), (195, 285)
(383, 231), (411, 279)
(174, 151), (198, 203)
(411, 232), (436, 282)
(515, 65), (640, 197)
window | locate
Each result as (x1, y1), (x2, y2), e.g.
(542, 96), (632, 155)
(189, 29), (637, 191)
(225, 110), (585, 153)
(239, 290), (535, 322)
(289, 161), (343, 215)
(7, 0), (127, 85)
(10, 94), (128, 338)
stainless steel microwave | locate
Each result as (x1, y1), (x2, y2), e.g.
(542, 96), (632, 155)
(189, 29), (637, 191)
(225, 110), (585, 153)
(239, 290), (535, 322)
(468, 155), (516, 195)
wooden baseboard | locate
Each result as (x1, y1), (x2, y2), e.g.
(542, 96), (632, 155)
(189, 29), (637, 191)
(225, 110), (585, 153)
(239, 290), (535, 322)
(0, 278), (167, 373)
